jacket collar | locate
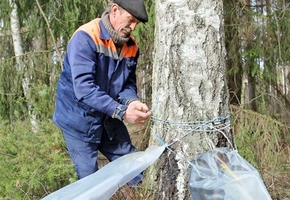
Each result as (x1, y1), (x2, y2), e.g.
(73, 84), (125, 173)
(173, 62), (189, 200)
(99, 19), (136, 46)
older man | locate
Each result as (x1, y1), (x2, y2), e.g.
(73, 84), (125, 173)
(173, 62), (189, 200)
(53, 0), (151, 186)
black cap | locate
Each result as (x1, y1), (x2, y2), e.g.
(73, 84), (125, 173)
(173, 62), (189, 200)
(113, 0), (148, 23)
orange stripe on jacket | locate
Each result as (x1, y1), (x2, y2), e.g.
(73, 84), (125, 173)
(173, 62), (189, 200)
(73, 18), (139, 59)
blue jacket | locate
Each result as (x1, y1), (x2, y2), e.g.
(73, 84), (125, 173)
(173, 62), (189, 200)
(53, 18), (140, 142)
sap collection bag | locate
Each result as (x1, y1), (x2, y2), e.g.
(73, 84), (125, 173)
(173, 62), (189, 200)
(42, 146), (165, 200)
(189, 147), (272, 200)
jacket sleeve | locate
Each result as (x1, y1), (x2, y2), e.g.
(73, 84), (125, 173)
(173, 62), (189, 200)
(67, 31), (119, 116)
(117, 49), (140, 105)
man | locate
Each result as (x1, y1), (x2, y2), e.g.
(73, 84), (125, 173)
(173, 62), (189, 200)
(53, 0), (151, 186)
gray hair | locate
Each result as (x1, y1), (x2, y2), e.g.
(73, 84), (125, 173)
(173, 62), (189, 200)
(105, 2), (124, 14)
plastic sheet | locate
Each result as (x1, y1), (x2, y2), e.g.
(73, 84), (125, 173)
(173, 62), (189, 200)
(42, 145), (165, 200)
(189, 147), (272, 200)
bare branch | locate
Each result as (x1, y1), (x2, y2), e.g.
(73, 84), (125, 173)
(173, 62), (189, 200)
(35, 0), (62, 67)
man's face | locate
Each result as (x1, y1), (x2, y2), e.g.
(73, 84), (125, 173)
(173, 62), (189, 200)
(110, 4), (140, 38)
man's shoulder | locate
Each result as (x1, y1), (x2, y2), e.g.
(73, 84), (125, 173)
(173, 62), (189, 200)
(76, 18), (101, 35)
(69, 18), (103, 45)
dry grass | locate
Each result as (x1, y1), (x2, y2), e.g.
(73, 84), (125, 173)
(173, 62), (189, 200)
(231, 105), (290, 199)
(111, 185), (154, 200)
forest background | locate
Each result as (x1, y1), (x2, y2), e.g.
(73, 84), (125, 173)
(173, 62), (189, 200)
(0, 0), (289, 199)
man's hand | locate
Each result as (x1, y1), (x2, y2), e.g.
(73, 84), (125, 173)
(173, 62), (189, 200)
(123, 101), (151, 126)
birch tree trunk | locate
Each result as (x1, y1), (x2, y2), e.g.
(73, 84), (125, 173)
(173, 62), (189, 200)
(10, 0), (38, 131)
(147, 0), (231, 199)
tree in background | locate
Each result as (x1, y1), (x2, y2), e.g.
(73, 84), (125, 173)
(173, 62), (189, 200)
(223, 0), (290, 125)
(223, 0), (243, 107)
(0, 0), (107, 123)
(10, 0), (39, 131)
(146, 0), (231, 199)
(223, 1), (290, 197)
(0, 0), (108, 198)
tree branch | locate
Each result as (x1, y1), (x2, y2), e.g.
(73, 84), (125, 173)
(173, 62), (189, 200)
(35, 0), (62, 67)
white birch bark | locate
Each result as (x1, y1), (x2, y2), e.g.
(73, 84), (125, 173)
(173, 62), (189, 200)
(10, 1), (23, 65)
(147, 0), (230, 199)
(10, 0), (38, 131)
(240, 73), (248, 106)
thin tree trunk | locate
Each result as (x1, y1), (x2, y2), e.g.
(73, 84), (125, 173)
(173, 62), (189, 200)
(223, 0), (243, 106)
(10, 1), (23, 66)
(240, 0), (257, 111)
(147, 0), (231, 199)
(10, 0), (38, 131)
